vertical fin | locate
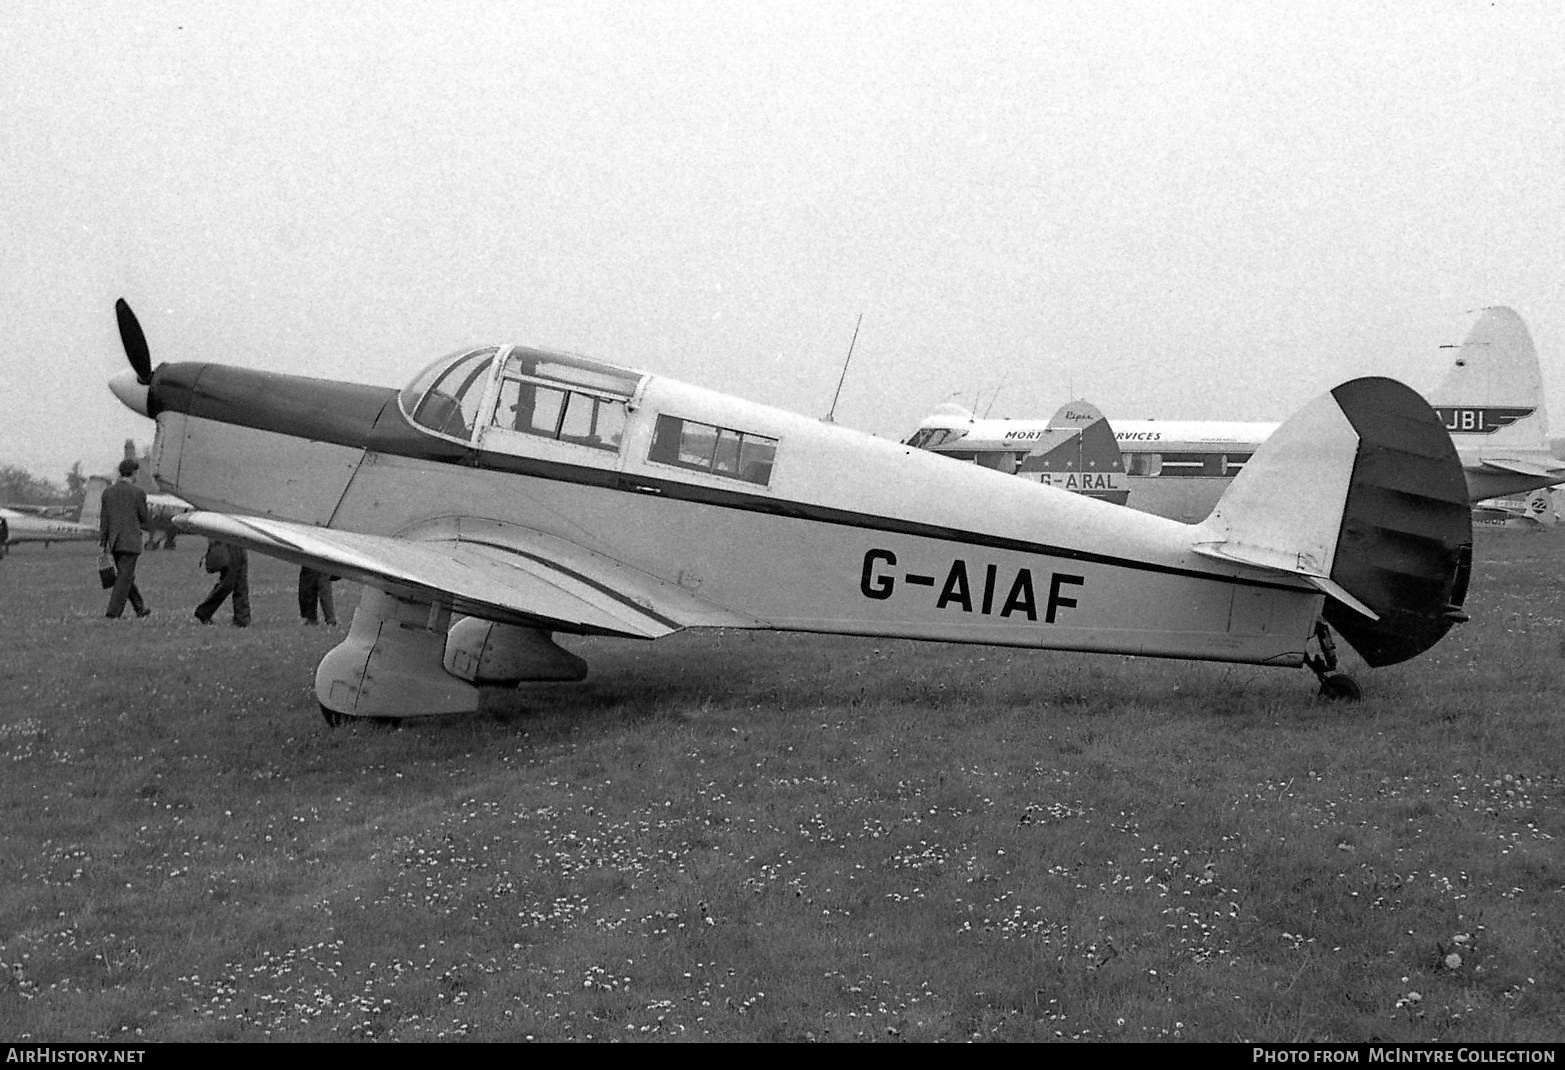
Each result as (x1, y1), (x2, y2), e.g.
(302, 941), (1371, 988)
(1016, 400), (1128, 505)
(79, 477), (108, 528)
(1428, 307), (1550, 448)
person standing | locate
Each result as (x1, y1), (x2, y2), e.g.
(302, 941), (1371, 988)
(99, 458), (151, 619)
(297, 567), (337, 626)
(194, 540), (250, 627)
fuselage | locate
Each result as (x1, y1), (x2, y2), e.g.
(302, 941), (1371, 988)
(0, 507), (98, 547)
(135, 350), (1325, 666)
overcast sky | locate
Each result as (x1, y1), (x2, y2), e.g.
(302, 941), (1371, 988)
(3, 0), (1562, 481)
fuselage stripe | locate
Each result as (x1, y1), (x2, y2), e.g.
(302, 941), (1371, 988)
(458, 538), (686, 630)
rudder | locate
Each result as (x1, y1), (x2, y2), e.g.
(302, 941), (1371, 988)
(1193, 377), (1471, 668)
(1320, 378), (1472, 665)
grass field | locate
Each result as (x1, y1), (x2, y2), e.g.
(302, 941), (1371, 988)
(1, 535), (1561, 1042)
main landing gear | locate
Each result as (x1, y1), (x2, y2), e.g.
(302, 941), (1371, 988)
(314, 587), (589, 726)
(1305, 620), (1361, 702)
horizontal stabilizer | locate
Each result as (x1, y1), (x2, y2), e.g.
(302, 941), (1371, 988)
(1479, 456), (1565, 479)
(1189, 542), (1379, 621)
(1305, 576), (1379, 622)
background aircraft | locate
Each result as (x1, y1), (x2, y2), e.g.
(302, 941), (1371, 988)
(1471, 487), (1557, 531)
(907, 307), (1563, 523)
(908, 400), (1128, 505)
(0, 479), (103, 557)
(108, 298), (1471, 722)
(1, 503), (76, 519)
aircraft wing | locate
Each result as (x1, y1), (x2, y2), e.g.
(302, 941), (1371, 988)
(173, 511), (757, 639)
(1477, 457), (1565, 479)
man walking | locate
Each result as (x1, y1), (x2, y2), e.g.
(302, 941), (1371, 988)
(297, 567), (337, 626)
(100, 458), (151, 619)
(194, 540), (250, 627)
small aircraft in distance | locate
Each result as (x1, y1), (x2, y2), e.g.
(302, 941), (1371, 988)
(907, 307), (1564, 523)
(2, 503), (76, 520)
(0, 481), (104, 557)
(108, 298), (1471, 722)
(1471, 487), (1557, 531)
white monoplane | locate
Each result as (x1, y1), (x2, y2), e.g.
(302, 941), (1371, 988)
(107, 299), (1471, 722)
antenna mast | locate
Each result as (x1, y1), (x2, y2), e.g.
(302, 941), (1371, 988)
(981, 369), (1012, 418)
(825, 313), (863, 424)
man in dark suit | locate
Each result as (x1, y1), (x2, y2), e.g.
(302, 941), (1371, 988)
(297, 567), (337, 626)
(194, 540), (250, 627)
(100, 458), (151, 619)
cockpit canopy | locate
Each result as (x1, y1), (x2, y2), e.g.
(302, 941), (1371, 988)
(902, 426), (970, 449)
(398, 345), (646, 447)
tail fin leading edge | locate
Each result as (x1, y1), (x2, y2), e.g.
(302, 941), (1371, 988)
(1194, 377), (1471, 667)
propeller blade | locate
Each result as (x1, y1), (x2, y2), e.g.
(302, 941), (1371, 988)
(115, 298), (153, 385)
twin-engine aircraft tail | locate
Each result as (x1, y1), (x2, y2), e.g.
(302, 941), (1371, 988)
(1192, 377), (1471, 668)
(1429, 306), (1550, 450)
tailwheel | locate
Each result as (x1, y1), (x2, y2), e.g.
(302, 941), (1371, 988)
(1304, 620), (1360, 702)
(1318, 673), (1362, 702)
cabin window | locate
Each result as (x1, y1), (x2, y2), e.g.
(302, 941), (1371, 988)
(1158, 452), (1227, 477)
(649, 415), (777, 485)
(500, 348), (642, 399)
(1127, 452), (1248, 477)
(1125, 453), (1162, 477)
(492, 378), (627, 451)
(407, 346), (500, 440)
(904, 427), (968, 449)
(488, 346), (637, 452)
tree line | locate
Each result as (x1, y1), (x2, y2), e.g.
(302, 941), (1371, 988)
(0, 462), (86, 507)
